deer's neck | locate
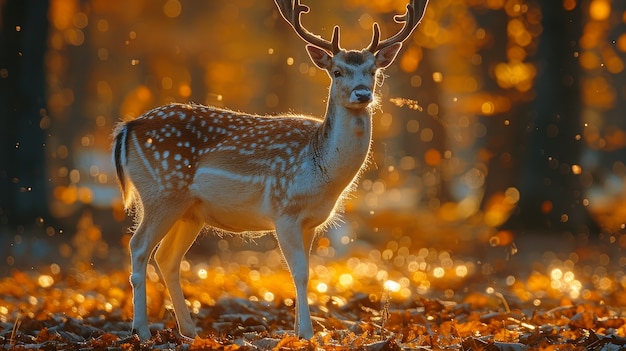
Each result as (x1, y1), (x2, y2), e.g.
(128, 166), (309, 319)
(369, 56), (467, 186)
(309, 99), (372, 182)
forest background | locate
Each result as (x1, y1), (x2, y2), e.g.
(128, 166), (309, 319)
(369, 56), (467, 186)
(1, 0), (626, 310)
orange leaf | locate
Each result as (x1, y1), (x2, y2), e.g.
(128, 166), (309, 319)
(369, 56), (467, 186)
(190, 336), (240, 351)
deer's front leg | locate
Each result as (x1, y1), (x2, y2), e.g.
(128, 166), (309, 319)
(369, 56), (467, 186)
(275, 219), (315, 339)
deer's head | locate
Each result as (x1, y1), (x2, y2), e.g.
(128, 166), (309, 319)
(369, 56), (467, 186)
(275, 0), (429, 110)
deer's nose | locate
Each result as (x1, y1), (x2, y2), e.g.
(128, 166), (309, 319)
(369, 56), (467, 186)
(356, 91), (372, 103)
(351, 86), (372, 104)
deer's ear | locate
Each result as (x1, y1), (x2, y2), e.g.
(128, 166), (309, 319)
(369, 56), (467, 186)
(306, 45), (333, 69)
(375, 43), (402, 68)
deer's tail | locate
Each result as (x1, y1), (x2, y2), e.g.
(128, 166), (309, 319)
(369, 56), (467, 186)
(112, 122), (133, 210)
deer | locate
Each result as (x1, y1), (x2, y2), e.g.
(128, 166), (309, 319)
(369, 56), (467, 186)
(112, 0), (428, 341)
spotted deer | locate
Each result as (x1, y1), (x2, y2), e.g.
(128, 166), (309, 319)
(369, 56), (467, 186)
(112, 0), (428, 340)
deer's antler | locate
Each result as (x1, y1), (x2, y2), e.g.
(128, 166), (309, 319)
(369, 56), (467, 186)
(367, 0), (429, 53)
(274, 0), (341, 54)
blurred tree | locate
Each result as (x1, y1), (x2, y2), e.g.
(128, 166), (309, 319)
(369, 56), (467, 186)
(578, 0), (626, 233)
(0, 0), (50, 228)
(505, 0), (599, 235)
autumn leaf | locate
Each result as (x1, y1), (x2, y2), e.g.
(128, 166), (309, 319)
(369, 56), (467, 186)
(191, 336), (240, 351)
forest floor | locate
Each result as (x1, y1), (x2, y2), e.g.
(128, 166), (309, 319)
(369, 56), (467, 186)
(1, 209), (626, 350)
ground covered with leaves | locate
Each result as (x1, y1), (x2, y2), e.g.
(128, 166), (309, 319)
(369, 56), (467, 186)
(3, 271), (626, 351)
(2, 299), (626, 351)
(2, 213), (626, 350)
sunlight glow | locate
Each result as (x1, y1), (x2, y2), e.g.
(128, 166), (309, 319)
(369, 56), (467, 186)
(38, 274), (55, 288)
(455, 265), (468, 278)
(263, 292), (275, 302)
(433, 267), (445, 278)
(551, 268), (563, 280)
(339, 274), (354, 287)
(384, 280), (401, 292)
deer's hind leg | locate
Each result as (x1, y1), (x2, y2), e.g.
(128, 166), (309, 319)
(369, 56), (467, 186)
(154, 215), (203, 339)
(129, 200), (190, 340)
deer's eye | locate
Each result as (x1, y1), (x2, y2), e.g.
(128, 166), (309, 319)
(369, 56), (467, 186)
(333, 70), (342, 78)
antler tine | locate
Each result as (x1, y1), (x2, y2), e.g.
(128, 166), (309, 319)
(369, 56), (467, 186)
(366, 23), (381, 52)
(274, 0), (341, 54)
(368, 0), (430, 53)
(330, 26), (340, 54)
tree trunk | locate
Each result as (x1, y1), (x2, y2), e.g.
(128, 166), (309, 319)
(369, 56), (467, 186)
(505, 1), (599, 235)
(0, 0), (50, 228)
